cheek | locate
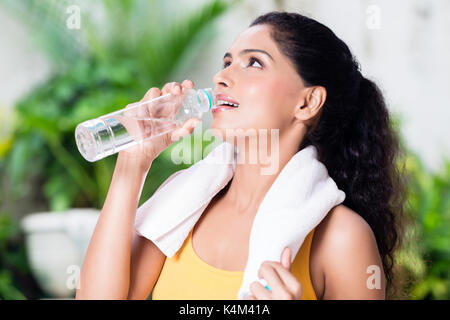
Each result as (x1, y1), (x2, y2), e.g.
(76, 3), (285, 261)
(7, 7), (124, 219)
(242, 79), (293, 130)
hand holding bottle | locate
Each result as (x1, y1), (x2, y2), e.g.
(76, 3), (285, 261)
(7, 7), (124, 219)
(117, 80), (201, 172)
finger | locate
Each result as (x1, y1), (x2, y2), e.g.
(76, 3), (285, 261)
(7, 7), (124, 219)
(181, 79), (194, 89)
(139, 88), (163, 120)
(135, 89), (160, 136)
(265, 261), (296, 285)
(263, 261), (302, 298)
(258, 262), (286, 295)
(160, 82), (185, 119)
(170, 118), (200, 141)
(124, 86), (159, 117)
(281, 247), (292, 270)
(142, 87), (162, 101)
(122, 101), (140, 119)
(244, 295), (256, 300)
(250, 281), (272, 300)
(162, 82), (182, 96)
(170, 128), (189, 142)
(122, 88), (160, 137)
(182, 117), (201, 131)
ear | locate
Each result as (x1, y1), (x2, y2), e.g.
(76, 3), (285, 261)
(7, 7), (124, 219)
(294, 86), (326, 122)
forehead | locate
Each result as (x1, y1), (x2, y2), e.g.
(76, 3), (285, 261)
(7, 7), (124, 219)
(228, 24), (278, 55)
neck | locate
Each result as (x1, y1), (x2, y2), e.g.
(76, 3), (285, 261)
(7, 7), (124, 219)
(222, 127), (306, 215)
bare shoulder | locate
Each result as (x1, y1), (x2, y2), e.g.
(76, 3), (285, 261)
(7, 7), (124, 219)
(317, 205), (376, 245)
(311, 205), (385, 299)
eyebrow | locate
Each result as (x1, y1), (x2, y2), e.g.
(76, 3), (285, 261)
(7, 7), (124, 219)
(223, 49), (274, 61)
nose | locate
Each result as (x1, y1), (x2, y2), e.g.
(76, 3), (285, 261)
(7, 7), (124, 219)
(213, 67), (234, 90)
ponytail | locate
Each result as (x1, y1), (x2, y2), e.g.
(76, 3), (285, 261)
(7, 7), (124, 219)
(304, 75), (406, 296)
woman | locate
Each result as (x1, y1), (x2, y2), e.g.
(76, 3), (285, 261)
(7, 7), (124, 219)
(76, 11), (406, 300)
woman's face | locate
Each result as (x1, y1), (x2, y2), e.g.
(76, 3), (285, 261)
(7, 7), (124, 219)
(212, 24), (305, 141)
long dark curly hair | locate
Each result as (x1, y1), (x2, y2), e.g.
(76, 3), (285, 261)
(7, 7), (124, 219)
(250, 12), (408, 297)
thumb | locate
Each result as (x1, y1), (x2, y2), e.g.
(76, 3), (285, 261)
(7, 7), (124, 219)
(187, 118), (201, 131)
(171, 118), (201, 141)
(281, 247), (292, 270)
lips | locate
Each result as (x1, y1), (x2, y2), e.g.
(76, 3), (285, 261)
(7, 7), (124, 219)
(216, 93), (240, 107)
(212, 105), (238, 113)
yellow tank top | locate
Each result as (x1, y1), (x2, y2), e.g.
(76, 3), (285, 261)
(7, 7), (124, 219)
(151, 227), (317, 300)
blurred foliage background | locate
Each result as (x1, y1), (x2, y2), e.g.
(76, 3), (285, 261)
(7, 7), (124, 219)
(0, 0), (448, 300)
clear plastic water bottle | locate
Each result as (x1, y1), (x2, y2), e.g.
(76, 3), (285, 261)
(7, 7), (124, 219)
(75, 88), (217, 162)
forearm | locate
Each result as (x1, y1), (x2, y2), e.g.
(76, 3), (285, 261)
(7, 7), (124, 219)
(76, 154), (150, 299)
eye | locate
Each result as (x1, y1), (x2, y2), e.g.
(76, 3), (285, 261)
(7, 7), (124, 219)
(222, 57), (264, 69)
(248, 57), (263, 68)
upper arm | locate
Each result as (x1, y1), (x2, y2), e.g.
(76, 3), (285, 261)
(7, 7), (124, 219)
(319, 205), (386, 300)
(127, 232), (166, 299)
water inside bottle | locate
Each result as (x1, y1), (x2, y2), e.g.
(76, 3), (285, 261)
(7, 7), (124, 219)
(76, 115), (180, 162)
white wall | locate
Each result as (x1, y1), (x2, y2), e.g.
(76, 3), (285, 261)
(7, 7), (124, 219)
(297, 0), (450, 172)
(1, 0), (449, 171)
(0, 8), (52, 109)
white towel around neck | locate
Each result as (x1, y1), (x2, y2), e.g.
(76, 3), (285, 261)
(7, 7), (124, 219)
(134, 141), (345, 300)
